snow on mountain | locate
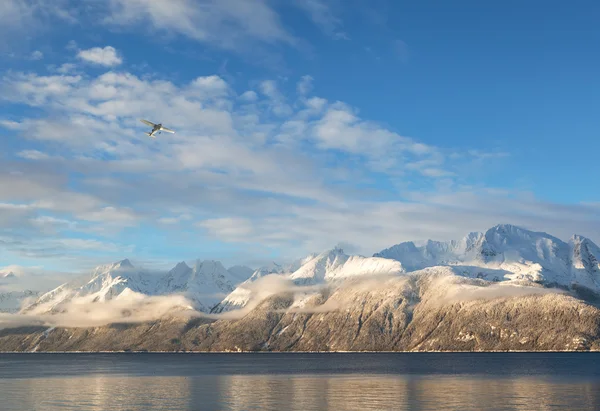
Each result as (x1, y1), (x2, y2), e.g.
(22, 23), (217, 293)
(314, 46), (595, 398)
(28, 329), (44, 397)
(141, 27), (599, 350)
(0, 290), (40, 313)
(569, 235), (600, 289)
(375, 224), (600, 292)
(212, 248), (405, 314)
(290, 247), (405, 285)
(211, 253), (321, 314)
(227, 265), (254, 282)
(158, 260), (247, 312)
(0, 265), (28, 278)
(22, 256), (257, 316)
(246, 254), (319, 279)
(15, 224), (600, 321)
(22, 259), (164, 314)
(78, 259), (161, 298)
(373, 232), (485, 271)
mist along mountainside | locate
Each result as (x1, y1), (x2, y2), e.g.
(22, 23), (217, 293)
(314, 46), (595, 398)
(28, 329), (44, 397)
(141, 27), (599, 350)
(1, 224), (600, 352)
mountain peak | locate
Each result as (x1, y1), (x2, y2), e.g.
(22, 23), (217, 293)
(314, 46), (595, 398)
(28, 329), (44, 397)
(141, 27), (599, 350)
(570, 234), (597, 246)
(170, 261), (192, 276)
(488, 223), (529, 234)
(114, 259), (133, 269)
(194, 259), (226, 272)
(320, 246), (346, 258)
(174, 261), (191, 270)
(484, 224), (565, 248)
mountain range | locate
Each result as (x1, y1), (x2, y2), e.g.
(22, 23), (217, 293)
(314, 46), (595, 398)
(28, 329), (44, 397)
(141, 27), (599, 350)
(1, 224), (600, 352)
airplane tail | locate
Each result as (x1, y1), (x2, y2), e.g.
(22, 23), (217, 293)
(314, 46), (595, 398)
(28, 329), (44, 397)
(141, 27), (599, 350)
(146, 132), (155, 138)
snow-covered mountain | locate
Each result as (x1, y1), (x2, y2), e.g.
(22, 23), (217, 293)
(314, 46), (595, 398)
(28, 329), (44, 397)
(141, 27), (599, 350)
(22, 259), (164, 314)
(15, 224), (600, 319)
(375, 224), (600, 292)
(227, 265), (254, 282)
(0, 290), (40, 313)
(212, 248), (405, 313)
(373, 232), (485, 271)
(22, 258), (256, 315)
(157, 260), (247, 312)
(0, 265), (29, 279)
(211, 253), (322, 314)
(0, 266), (62, 313)
(290, 247), (405, 285)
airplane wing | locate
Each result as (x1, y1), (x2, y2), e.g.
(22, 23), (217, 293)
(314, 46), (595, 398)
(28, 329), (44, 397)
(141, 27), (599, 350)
(160, 126), (175, 133)
(140, 119), (156, 127)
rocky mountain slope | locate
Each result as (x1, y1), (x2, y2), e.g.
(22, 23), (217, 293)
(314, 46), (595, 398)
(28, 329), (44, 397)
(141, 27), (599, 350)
(1, 224), (599, 352)
(210, 257), (314, 314)
(212, 249), (404, 314)
(1, 267), (599, 352)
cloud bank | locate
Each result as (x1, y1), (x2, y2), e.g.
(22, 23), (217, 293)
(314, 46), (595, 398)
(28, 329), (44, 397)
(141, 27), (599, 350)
(0, 293), (199, 329)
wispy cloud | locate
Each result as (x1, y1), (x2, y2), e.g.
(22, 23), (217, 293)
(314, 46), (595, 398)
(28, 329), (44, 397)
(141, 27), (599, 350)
(297, 75), (314, 95)
(293, 0), (348, 40)
(30, 50), (44, 60)
(102, 0), (296, 51)
(0, 0), (77, 37)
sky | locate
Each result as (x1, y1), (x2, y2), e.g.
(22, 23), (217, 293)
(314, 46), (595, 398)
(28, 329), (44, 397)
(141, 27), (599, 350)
(0, 0), (599, 277)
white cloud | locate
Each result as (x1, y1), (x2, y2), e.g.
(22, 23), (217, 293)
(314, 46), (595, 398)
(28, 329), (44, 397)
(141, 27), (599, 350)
(30, 216), (77, 232)
(293, 0), (348, 40)
(58, 238), (133, 253)
(30, 50), (44, 60)
(0, 293), (199, 329)
(0, 0), (35, 32)
(77, 46), (123, 67)
(56, 63), (77, 74)
(311, 103), (440, 175)
(197, 217), (254, 241)
(158, 214), (192, 225)
(1, 72), (82, 106)
(259, 80), (292, 116)
(239, 90), (258, 102)
(0, 168), (141, 233)
(0, 264), (74, 294)
(0, 0), (77, 39)
(17, 150), (50, 160)
(0, 120), (22, 130)
(200, 190), (600, 259)
(297, 75), (314, 95)
(103, 0), (296, 51)
(190, 75), (229, 97)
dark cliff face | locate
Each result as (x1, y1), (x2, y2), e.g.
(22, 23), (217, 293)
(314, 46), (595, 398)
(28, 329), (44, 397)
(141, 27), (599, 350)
(1, 273), (600, 352)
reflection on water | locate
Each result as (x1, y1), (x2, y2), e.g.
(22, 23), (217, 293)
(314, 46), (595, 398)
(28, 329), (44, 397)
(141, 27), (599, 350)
(1, 353), (600, 410)
(3, 373), (600, 410)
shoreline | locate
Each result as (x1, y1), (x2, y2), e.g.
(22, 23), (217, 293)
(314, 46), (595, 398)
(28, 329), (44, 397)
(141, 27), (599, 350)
(1, 350), (599, 354)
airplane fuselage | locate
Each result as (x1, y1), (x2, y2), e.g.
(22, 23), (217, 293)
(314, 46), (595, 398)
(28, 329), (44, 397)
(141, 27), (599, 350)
(140, 119), (174, 138)
(149, 124), (163, 136)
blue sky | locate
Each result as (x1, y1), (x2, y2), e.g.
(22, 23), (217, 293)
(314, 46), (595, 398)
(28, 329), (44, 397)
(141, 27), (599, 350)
(0, 0), (599, 275)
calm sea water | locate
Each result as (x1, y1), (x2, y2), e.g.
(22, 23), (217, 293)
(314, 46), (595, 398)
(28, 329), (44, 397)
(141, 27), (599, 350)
(1, 353), (599, 410)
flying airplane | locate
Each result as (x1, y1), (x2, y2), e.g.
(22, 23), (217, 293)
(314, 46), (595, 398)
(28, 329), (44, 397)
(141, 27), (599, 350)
(140, 119), (175, 138)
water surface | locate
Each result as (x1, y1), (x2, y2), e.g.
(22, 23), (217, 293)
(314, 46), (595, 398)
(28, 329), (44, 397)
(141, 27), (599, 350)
(1, 353), (599, 410)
